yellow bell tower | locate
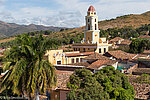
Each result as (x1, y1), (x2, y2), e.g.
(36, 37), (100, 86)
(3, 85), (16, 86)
(84, 5), (100, 44)
(72, 5), (111, 54)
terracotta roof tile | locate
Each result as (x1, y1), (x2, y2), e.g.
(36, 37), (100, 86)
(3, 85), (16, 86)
(138, 35), (150, 39)
(69, 61), (91, 67)
(88, 5), (95, 11)
(65, 52), (94, 57)
(133, 68), (150, 74)
(87, 60), (117, 69)
(106, 50), (136, 60)
(109, 37), (124, 42)
(120, 39), (131, 45)
(84, 52), (109, 60)
(143, 50), (150, 54)
(55, 70), (73, 89)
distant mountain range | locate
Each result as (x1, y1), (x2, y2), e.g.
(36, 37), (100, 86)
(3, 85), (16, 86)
(1, 11), (150, 39)
(0, 21), (66, 38)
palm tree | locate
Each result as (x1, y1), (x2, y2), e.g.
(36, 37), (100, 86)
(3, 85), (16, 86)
(0, 34), (57, 99)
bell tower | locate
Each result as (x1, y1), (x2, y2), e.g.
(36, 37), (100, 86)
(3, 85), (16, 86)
(84, 5), (100, 44)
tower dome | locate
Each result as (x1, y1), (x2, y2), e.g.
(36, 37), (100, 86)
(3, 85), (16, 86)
(88, 5), (95, 11)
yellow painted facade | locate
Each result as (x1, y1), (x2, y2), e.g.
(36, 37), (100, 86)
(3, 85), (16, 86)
(45, 50), (89, 65)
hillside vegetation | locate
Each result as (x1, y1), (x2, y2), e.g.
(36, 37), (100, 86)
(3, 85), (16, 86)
(48, 11), (150, 39)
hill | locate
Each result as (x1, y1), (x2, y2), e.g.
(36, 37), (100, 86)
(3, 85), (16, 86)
(47, 11), (150, 38)
(1, 11), (150, 43)
(0, 21), (66, 38)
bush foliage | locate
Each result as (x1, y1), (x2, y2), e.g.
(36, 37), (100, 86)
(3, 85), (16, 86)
(67, 67), (135, 100)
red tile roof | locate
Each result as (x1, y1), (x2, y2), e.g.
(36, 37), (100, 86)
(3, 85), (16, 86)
(69, 61), (91, 67)
(55, 70), (73, 89)
(120, 39), (131, 45)
(138, 35), (150, 39)
(106, 50), (136, 60)
(84, 52), (109, 60)
(65, 52), (94, 57)
(87, 60), (117, 70)
(109, 37), (124, 42)
(88, 5), (95, 11)
(143, 50), (150, 54)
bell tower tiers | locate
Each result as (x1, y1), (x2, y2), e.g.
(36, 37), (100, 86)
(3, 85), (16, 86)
(84, 5), (100, 44)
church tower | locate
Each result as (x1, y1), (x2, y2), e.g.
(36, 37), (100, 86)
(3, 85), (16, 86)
(72, 5), (111, 54)
(84, 5), (100, 44)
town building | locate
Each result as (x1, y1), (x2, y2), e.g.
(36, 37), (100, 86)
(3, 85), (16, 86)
(45, 49), (94, 65)
(72, 6), (111, 54)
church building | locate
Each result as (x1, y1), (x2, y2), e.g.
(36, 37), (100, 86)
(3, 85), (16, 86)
(72, 6), (111, 54)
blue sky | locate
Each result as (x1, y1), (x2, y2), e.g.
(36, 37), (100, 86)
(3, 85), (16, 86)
(0, 0), (150, 27)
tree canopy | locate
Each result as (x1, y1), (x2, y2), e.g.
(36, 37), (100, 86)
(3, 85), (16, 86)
(0, 34), (57, 99)
(67, 67), (135, 100)
(129, 39), (150, 53)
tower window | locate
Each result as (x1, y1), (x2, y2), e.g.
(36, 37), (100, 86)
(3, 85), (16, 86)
(83, 48), (85, 52)
(95, 19), (96, 22)
(88, 24), (90, 30)
(94, 12), (96, 15)
(99, 48), (101, 53)
(88, 18), (90, 22)
(95, 24), (97, 30)
(104, 48), (106, 53)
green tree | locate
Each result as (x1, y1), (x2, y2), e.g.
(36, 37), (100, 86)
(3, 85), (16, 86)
(67, 67), (135, 100)
(129, 39), (150, 53)
(0, 34), (57, 99)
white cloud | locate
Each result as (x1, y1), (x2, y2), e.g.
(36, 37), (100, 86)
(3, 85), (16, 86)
(0, 0), (150, 28)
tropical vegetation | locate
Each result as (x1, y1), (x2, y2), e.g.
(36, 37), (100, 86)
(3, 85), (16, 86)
(67, 67), (135, 100)
(0, 34), (58, 99)
(129, 39), (150, 53)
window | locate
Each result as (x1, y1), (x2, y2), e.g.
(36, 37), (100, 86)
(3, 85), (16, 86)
(78, 48), (80, 51)
(94, 49), (96, 51)
(74, 48), (75, 51)
(57, 61), (61, 65)
(83, 48), (85, 52)
(76, 58), (79, 63)
(80, 58), (83, 62)
(88, 48), (90, 50)
(94, 12), (96, 15)
(88, 24), (90, 30)
(99, 48), (101, 53)
(95, 19), (96, 22)
(95, 24), (97, 30)
(88, 18), (90, 22)
(104, 48), (106, 53)
(71, 58), (74, 63)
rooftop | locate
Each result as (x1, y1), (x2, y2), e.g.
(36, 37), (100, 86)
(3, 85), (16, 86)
(133, 68), (150, 74)
(84, 52), (109, 60)
(138, 35), (150, 39)
(87, 60), (117, 70)
(88, 5), (95, 12)
(55, 70), (73, 89)
(65, 52), (94, 57)
(109, 37), (124, 42)
(105, 50), (136, 60)
(120, 39), (131, 45)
